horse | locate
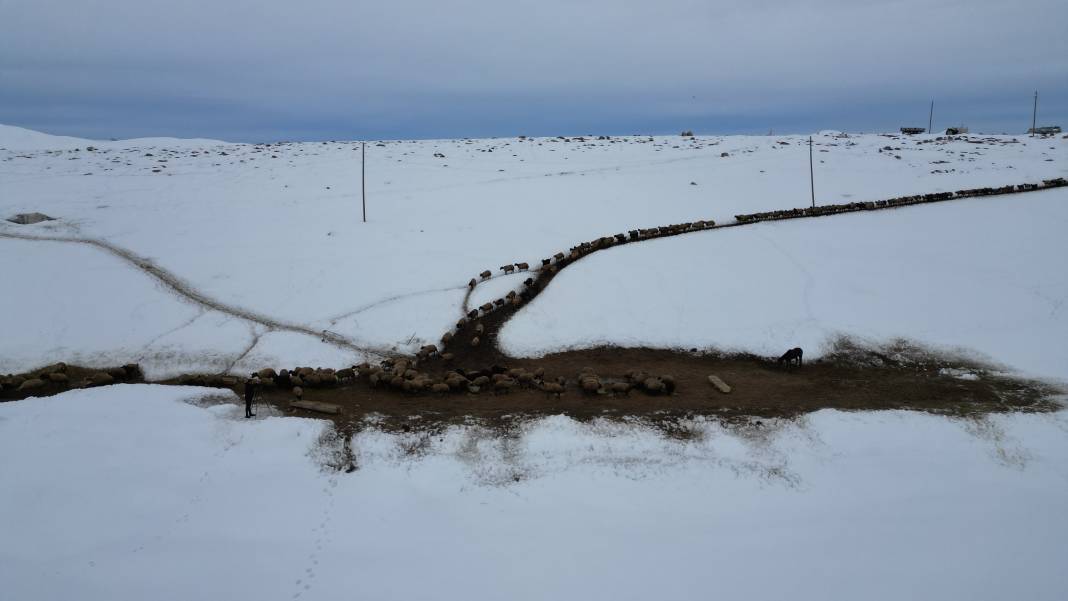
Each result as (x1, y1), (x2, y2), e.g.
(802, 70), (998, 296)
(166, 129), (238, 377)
(778, 347), (803, 367)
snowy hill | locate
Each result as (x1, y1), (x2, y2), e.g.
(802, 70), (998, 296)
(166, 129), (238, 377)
(0, 123), (226, 151)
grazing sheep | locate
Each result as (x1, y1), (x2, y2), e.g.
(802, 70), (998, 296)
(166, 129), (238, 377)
(468, 278), (477, 289)
(523, 277), (534, 287)
(480, 270), (492, 280)
(501, 264), (516, 275)
(778, 347), (803, 367)
(541, 381), (564, 395)
(515, 262), (529, 271)
(480, 302), (494, 313)
(553, 252), (565, 262)
(467, 309), (479, 319)
(456, 317), (468, 329)
(660, 375), (676, 394)
(506, 290), (517, 299)
(541, 258), (551, 266)
(642, 377), (666, 394)
(493, 298), (506, 307)
(470, 336), (481, 347)
(441, 331), (453, 345)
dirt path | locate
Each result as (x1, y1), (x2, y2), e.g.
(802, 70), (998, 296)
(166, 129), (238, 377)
(248, 345), (1060, 433)
(0, 230), (396, 358)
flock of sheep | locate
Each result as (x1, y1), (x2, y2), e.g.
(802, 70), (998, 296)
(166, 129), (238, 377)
(734, 178), (1067, 224)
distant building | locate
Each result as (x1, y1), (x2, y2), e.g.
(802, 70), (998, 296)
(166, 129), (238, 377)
(945, 126), (969, 135)
(900, 127), (925, 135)
(1028, 126), (1062, 135)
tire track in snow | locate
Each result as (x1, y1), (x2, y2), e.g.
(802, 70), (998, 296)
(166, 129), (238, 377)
(0, 230), (397, 358)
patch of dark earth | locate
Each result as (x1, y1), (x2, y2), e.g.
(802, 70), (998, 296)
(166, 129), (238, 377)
(3, 342), (1061, 443)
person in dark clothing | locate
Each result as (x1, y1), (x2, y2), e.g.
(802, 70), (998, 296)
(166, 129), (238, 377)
(244, 374), (259, 418)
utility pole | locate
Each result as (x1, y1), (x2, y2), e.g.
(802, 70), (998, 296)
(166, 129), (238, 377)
(361, 141), (367, 223)
(808, 135), (815, 208)
(1031, 91), (1038, 136)
(928, 100), (934, 134)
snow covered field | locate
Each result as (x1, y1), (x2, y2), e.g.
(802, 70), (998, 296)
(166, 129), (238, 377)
(2, 385), (1067, 600)
(2, 124), (1066, 377)
(501, 187), (1068, 379)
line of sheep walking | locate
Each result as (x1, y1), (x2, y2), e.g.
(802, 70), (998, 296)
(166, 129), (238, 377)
(733, 178), (1066, 224)
(450, 217), (720, 349)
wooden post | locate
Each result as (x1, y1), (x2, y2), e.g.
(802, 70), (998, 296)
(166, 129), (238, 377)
(928, 100), (933, 134)
(361, 141), (367, 222)
(808, 135), (815, 208)
(1031, 91), (1038, 136)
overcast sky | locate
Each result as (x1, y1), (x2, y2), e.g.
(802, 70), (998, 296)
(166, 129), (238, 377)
(1, 0), (1065, 142)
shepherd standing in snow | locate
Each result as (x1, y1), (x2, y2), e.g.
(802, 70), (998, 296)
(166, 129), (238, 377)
(244, 374), (259, 418)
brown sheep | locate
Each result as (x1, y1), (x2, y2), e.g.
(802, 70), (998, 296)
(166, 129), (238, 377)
(523, 277), (534, 287)
(467, 309), (479, 319)
(493, 298), (506, 307)
(475, 323), (484, 335)
(480, 270), (492, 280)
(515, 262), (529, 271)
(470, 336), (481, 347)
(553, 252), (565, 262)
(468, 278), (477, 289)
(501, 264), (516, 275)
(480, 302), (494, 313)
(441, 331), (453, 345)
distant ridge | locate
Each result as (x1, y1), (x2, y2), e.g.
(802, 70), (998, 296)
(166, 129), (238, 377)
(0, 124), (229, 151)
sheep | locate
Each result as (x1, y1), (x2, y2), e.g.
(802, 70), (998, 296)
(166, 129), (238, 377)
(441, 331), (453, 345)
(523, 277), (534, 287)
(480, 270), (492, 280)
(541, 258), (551, 266)
(515, 262), (529, 271)
(467, 309), (479, 319)
(493, 298), (506, 307)
(470, 336), (481, 347)
(480, 302), (494, 313)
(474, 323), (484, 335)
(553, 252), (565, 262)
(541, 381), (564, 396)
(506, 290), (517, 299)
(456, 317), (468, 329)
(468, 278), (477, 289)
(501, 264), (516, 275)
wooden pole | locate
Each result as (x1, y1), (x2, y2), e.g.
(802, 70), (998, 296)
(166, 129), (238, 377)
(808, 135), (815, 208)
(361, 141), (366, 223)
(928, 100), (933, 134)
(1031, 91), (1038, 136)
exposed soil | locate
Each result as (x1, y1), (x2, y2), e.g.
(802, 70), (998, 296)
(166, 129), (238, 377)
(238, 343), (1060, 434)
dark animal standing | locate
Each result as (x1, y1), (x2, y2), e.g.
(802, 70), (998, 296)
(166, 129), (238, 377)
(778, 347), (803, 367)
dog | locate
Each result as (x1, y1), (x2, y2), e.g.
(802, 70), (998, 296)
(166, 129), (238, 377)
(778, 347), (803, 367)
